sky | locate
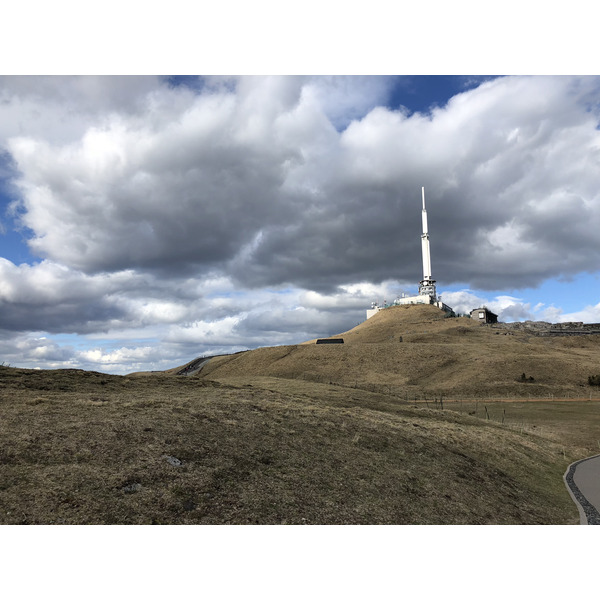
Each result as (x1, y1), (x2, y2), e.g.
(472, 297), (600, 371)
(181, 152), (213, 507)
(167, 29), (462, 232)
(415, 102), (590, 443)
(1, 74), (599, 374)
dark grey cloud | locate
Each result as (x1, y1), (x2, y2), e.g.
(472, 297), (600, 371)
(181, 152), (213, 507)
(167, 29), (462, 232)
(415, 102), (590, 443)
(234, 305), (360, 341)
(7, 75), (600, 294)
(229, 76), (600, 292)
(0, 258), (204, 335)
(0, 298), (126, 335)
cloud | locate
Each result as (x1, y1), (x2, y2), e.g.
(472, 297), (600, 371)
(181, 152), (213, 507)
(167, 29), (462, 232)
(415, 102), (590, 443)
(540, 301), (600, 324)
(1, 75), (600, 372)
(225, 76), (600, 291)
(440, 289), (600, 325)
(79, 345), (160, 369)
(0, 76), (166, 142)
(0, 258), (230, 335)
(0, 332), (77, 368)
(0, 259), (129, 333)
(306, 76), (396, 130)
(7, 81), (301, 276)
(441, 290), (538, 321)
(6, 75), (600, 293)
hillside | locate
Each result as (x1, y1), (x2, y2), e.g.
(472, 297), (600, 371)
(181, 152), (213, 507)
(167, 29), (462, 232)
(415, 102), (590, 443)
(2, 305), (599, 524)
(0, 365), (579, 524)
(197, 304), (600, 398)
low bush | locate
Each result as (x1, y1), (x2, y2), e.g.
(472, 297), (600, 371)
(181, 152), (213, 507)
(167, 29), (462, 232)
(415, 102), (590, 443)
(588, 375), (600, 386)
(519, 373), (535, 383)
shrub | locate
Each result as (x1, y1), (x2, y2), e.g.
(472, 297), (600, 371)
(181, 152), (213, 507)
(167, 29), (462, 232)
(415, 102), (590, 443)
(589, 375), (600, 386)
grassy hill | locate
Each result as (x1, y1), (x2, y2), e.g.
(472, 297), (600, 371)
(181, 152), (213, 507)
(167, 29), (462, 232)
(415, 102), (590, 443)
(0, 369), (581, 525)
(198, 304), (600, 399)
(2, 304), (599, 524)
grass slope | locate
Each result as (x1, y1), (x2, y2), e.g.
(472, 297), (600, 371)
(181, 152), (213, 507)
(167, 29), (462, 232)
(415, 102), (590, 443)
(0, 365), (578, 524)
(198, 305), (600, 399)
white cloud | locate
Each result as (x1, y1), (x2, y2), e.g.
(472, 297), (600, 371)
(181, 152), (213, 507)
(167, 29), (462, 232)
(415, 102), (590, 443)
(299, 281), (400, 311)
(165, 315), (244, 345)
(0, 332), (77, 368)
(80, 345), (156, 366)
(541, 302), (600, 324)
(441, 289), (600, 324)
(441, 290), (537, 321)
(439, 290), (488, 315)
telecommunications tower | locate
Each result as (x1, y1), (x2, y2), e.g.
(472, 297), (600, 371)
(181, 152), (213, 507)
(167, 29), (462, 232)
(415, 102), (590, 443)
(365, 186), (453, 319)
(418, 186), (437, 299)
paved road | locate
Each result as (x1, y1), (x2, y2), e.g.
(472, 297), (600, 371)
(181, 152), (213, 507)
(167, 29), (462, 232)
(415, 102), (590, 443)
(176, 357), (213, 376)
(564, 454), (600, 524)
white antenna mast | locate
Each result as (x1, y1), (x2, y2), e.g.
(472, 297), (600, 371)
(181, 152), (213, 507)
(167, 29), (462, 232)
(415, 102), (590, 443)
(419, 187), (437, 298)
(421, 187), (432, 281)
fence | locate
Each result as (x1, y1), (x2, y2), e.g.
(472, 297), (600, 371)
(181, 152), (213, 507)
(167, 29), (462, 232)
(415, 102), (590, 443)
(297, 375), (600, 403)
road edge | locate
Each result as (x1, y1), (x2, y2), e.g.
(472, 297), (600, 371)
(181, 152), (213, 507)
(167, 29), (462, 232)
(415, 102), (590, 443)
(564, 453), (600, 525)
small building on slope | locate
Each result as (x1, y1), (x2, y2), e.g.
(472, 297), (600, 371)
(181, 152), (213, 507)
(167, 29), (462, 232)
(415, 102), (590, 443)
(470, 307), (498, 324)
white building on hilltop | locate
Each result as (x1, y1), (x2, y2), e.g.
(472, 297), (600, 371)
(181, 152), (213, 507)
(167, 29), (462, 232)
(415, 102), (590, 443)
(366, 187), (454, 319)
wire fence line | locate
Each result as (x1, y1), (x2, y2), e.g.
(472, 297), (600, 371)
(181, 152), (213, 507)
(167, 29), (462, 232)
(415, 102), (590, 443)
(316, 379), (600, 403)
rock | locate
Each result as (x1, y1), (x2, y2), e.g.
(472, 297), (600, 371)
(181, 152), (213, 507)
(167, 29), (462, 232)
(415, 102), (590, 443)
(163, 455), (183, 467)
(122, 482), (142, 493)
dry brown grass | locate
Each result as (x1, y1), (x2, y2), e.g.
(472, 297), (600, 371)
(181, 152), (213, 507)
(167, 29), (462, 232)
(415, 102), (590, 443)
(3, 305), (597, 525)
(199, 305), (600, 399)
(444, 398), (600, 457)
(0, 365), (579, 524)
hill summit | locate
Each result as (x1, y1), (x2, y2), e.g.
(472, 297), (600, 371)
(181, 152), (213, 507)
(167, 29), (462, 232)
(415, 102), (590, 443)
(196, 304), (600, 398)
